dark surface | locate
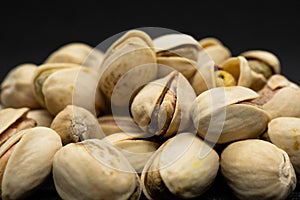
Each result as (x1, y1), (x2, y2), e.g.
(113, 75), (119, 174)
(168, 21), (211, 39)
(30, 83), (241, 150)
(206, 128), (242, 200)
(1, 1), (300, 199)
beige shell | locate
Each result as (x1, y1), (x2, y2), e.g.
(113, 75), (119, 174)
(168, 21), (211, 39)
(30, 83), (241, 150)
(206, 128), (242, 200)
(0, 127), (62, 199)
(45, 42), (104, 69)
(1, 64), (41, 109)
(252, 75), (300, 119)
(53, 139), (141, 200)
(131, 71), (196, 138)
(268, 117), (300, 174)
(221, 139), (296, 200)
(192, 86), (270, 144)
(104, 132), (160, 173)
(33, 64), (105, 115)
(98, 115), (143, 136)
(141, 132), (219, 199)
(219, 56), (252, 87)
(27, 109), (53, 127)
(99, 30), (157, 106)
(51, 105), (105, 145)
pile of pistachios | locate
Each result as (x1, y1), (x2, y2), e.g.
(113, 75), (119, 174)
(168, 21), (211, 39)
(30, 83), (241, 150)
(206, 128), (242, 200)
(0, 29), (300, 200)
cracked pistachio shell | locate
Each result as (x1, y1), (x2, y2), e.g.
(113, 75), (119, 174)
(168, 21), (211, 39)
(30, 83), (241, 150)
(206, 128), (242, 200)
(192, 86), (270, 144)
(252, 75), (300, 119)
(0, 127), (62, 200)
(100, 30), (157, 106)
(131, 71), (196, 138)
(104, 132), (160, 172)
(45, 42), (104, 69)
(53, 139), (141, 200)
(141, 132), (219, 199)
(1, 64), (41, 109)
(51, 105), (105, 145)
(268, 117), (300, 174)
(249, 70), (267, 91)
(97, 115), (143, 136)
(219, 56), (252, 88)
(27, 109), (53, 127)
(221, 139), (296, 200)
(34, 65), (105, 116)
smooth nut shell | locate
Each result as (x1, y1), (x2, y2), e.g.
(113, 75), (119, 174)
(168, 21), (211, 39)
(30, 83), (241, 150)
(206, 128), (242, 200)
(27, 109), (53, 127)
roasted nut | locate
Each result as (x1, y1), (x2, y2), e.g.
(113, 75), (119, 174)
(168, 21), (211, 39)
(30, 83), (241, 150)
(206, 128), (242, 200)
(221, 139), (296, 200)
(192, 86), (270, 144)
(131, 71), (196, 138)
(98, 115), (143, 136)
(27, 109), (53, 127)
(33, 63), (105, 115)
(99, 30), (157, 106)
(268, 117), (300, 174)
(0, 108), (36, 147)
(44, 42), (104, 69)
(51, 105), (104, 145)
(53, 139), (141, 200)
(141, 132), (219, 199)
(1, 64), (41, 109)
(0, 127), (62, 199)
(104, 132), (160, 173)
(251, 74), (300, 119)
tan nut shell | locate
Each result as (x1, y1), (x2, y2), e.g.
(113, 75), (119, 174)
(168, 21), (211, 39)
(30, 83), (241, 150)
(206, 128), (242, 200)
(51, 105), (104, 145)
(1, 64), (40, 108)
(268, 117), (300, 174)
(141, 132), (219, 199)
(192, 86), (270, 144)
(221, 139), (296, 200)
(45, 43), (104, 69)
(219, 56), (252, 87)
(104, 133), (160, 172)
(0, 127), (62, 200)
(27, 109), (53, 127)
(100, 30), (157, 106)
(53, 139), (141, 200)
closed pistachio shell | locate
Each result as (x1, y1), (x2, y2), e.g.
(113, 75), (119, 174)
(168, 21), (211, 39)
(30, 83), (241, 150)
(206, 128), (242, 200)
(268, 117), (300, 174)
(53, 139), (141, 200)
(27, 109), (53, 127)
(0, 127), (62, 200)
(192, 86), (270, 144)
(1, 64), (40, 109)
(100, 30), (157, 106)
(221, 139), (296, 200)
(141, 132), (219, 199)
(45, 42), (104, 69)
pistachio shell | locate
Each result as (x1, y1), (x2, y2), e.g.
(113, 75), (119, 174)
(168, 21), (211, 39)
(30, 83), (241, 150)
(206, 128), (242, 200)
(268, 117), (300, 174)
(141, 132), (219, 199)
(0, 108), (30, 134)
(0, 127), (62, 200)
(199, 37), (223, 48)
(249, 70), (267, 91)
(221, 139), (296, 200)
(1, 64), (41, 109)
(27, 109), (53, 127)
(53, 139), (141, 200)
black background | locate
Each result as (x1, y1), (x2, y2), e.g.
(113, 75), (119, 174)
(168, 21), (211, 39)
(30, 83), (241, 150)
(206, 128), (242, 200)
(1, 1), (300, 199)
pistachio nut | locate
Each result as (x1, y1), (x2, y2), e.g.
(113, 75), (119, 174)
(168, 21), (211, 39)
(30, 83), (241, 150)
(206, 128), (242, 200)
(45, 42), (104, 69)
(199, 37), (231, 66)
(98, 115), (143, 136)
(0, 127), (62, 199)
(240, 50), (280, 91)
(0, 108), (36, 147)
(141, 132), (219, 199)
(221, 139), (296, 200)
(1, 64), (41, 109)
(53, 139), (141, 200)
(251, 74), (300, 119)
(51, 105), (104, 145)
(192, 86), (270, 144)
(268, 117), (300, 174)
(33, 63), (105, 115)
(27, 109), (53, 127)
(131, 71), (196, 139)
(99, 30), (157, 106)
(104, 132), (160, 172)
